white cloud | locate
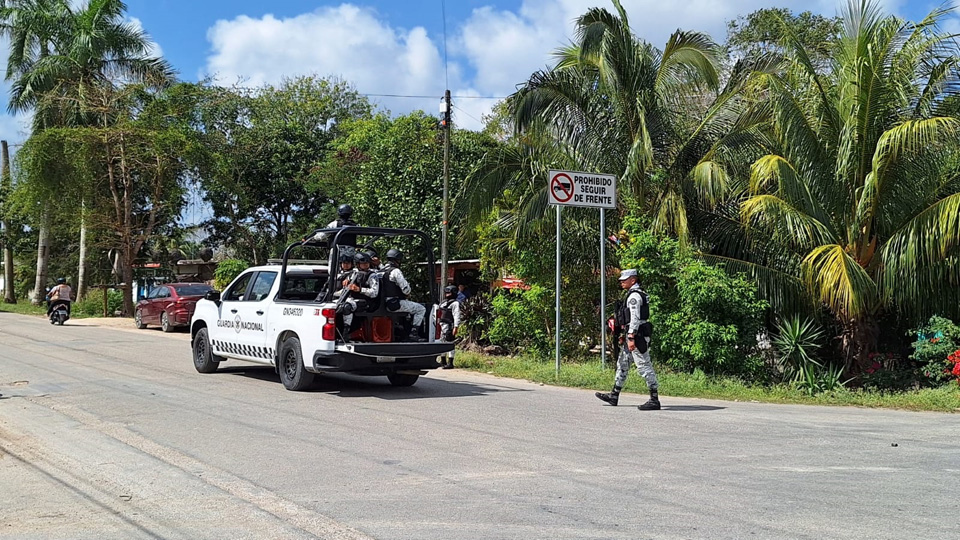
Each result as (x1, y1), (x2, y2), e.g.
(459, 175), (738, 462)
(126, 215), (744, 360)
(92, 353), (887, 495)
(202, 0), (960, 131)
(127, 16), (164, 60)
(204, 5), (451, 117)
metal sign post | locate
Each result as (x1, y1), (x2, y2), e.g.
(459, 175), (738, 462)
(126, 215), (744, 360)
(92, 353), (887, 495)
(555, 205), (562, 376)
(547, 170), (617, 375)
(600, 209), (606, 367)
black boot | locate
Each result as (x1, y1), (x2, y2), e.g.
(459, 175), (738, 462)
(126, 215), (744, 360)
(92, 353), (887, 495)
(637, 387), (661, 410)
(595, 386), (621, 406)
(440, 358), (454, 369)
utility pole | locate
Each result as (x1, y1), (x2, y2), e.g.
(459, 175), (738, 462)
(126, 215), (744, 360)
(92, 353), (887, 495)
(440, 90), (451, 291)
(1, 140), (15, 303)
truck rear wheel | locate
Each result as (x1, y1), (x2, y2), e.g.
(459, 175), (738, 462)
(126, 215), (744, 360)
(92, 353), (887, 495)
(387, 373), (419, 387)
(279, 337), (315, 391)
(192, 328), (219, 373)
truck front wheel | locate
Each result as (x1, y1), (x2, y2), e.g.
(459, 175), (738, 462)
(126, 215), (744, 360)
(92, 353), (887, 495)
(193, 328), (219, 373)
(279, 337), (315, 391)
(387, 373), (419, 387)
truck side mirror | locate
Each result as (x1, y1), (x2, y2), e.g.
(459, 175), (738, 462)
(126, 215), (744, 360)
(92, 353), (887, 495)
(204, 290), (221, 304)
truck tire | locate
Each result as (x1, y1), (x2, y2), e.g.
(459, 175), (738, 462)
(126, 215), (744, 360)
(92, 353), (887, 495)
(279, 337), (314, 391)
(192, 328), (219, 373)
(387, 373), (419, 387)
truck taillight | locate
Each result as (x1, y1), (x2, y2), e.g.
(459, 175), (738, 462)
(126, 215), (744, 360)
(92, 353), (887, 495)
(322, 308), (336, 341)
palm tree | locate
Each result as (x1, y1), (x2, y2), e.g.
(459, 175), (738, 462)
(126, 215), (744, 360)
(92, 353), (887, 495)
(1, 0), (174, 303)
(710, 0), (960, 371)
(0, 0), (68, 302)
(459, 0), (768, 247)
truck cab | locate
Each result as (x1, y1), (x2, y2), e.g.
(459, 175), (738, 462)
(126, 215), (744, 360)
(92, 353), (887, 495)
(190, 226), (454, 390)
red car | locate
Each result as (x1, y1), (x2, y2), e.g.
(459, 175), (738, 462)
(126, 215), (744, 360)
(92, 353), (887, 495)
(135, 283), (214, 332)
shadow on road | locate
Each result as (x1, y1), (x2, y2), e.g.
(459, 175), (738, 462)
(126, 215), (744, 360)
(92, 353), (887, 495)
(660, 405), (726, 411)
(216, 366), (528, 399)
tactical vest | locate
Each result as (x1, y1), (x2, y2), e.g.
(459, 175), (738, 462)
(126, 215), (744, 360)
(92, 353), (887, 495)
(379, 267), (407, 299)
(334, 218), (357, 246)
(614, 289), (649, 330)
(438, 299), (457, 324)
(348, 269), (371, 300)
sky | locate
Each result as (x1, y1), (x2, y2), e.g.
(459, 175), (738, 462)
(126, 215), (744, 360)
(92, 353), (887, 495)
(0, 0), (952, 139)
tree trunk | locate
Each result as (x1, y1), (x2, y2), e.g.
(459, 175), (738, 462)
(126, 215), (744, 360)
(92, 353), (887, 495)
(31, 210), (50, 305)
(77, 199), (87, 301)
(840, 315), (879, 376)
(1, 140), (15, 303)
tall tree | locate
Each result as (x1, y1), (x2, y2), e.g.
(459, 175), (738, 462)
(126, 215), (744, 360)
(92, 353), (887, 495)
(1, 140), (15, 302)
(194, 76), (373, 264)
(726, 7), (841, 67)
(708, 0), (960, 371)
(459, 0), (769, 248)
(1, 0), (174, 302)
(0, 0), (68, 301)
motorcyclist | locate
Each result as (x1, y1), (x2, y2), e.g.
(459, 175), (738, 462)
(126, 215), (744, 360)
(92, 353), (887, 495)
(46, 278), (74, 317)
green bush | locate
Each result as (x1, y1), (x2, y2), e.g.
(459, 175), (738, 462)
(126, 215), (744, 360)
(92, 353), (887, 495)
(73, 288), (123, 317)
(909, 316), (960, 385)
(658, 262), (769, 378)
(214, 259), (249, 290)
(617, 219), (769, 379)
(488, 285), (552, 356)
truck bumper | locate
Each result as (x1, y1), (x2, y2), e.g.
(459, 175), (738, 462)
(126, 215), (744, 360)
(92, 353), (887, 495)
(311, 342), (455, 375)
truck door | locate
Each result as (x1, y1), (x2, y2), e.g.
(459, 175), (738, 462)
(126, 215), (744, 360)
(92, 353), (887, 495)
(212, 271), (254, 359)
(230, 270), (277, 360)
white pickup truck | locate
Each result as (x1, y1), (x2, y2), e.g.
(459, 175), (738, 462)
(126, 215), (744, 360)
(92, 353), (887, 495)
(189, 226), (454, 390)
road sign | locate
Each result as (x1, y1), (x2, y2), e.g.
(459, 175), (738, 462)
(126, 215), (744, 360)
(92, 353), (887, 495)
(547, 169), (617, 208)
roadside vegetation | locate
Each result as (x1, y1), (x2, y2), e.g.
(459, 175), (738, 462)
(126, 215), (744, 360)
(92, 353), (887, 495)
(456, 351), (960, 412)
(0, 0), (959, 407)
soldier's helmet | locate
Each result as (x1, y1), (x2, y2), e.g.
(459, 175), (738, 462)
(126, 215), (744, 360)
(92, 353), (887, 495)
(386, 249), (403, 263)
(56, 277), (66, 284)
(443, 285), (457, 296)
(337, 204), (354, 219)
(354, 252), (372, 264)
(338, 247), (356, 263)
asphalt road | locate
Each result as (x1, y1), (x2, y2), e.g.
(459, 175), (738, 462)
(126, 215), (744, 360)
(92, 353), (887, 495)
(0, 312), (957, 540)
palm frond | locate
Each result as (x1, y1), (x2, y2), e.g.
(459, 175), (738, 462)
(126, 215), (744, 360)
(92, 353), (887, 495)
(801, 244), (878, 319)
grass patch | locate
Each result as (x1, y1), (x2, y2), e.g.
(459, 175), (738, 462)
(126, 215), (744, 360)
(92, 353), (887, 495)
(455, 350), (960, 413)
(0, 301), (47, 317)
(0, 301), (98, 319)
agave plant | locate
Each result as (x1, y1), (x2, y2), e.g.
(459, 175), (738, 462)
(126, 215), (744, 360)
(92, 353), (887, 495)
(771, 316), (824, 380)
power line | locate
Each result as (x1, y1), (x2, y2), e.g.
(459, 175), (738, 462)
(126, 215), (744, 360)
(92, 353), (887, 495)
(451, 102), (483, 125)
(361, 93), (508, 100)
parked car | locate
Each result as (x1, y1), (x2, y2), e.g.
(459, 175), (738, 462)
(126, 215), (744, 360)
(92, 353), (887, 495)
(136, 283), (214, 332)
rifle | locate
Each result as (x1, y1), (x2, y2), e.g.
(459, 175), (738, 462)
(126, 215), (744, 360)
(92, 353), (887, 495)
(609, 316), (620, 361)
(335, 270), (362, 311)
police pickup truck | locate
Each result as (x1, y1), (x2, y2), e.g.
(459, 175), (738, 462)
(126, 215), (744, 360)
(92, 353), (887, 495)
(189, 226), (454, 390)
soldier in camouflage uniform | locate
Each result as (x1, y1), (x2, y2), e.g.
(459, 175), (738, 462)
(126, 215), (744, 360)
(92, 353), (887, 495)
(596, 269), (660, 410)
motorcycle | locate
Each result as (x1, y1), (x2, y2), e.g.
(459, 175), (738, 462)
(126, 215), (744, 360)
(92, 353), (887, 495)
(48, 301), (70, 325)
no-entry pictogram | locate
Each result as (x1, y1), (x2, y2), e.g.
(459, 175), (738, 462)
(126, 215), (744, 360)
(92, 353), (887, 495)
(549, 172), (575, 203)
